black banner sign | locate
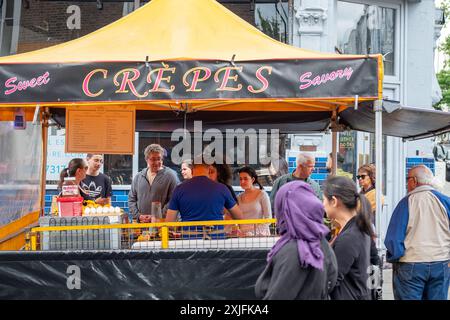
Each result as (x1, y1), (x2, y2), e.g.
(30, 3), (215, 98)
(0, 58), (379, 103)
(0, 250), (267, 300)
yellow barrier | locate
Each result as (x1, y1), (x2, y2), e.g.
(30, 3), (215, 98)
(29, 219), (277, 251)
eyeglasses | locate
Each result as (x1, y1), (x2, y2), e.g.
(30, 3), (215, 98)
(356, 174), (368, 180)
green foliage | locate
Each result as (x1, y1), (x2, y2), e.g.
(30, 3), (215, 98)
(255, 9), (284, 43)
(435, 1), (450, 110)
(436, 69), (450, 110)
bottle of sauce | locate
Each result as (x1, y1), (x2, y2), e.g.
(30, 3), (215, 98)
(61, 177), (79, 197)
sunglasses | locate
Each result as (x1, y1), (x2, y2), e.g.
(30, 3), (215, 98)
(356, 174), (368, 180)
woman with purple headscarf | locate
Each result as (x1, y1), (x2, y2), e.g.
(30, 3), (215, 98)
(255, 181), (338, 300)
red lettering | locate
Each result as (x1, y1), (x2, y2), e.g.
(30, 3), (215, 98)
(214, 66), (243, 91)
(4, 71), (51, 96)
(183, 67), (211, 92)
(4, 77), (17, 95)
(82, 69), (107, 98)
(248, 66), (272, 94)
(148, 63), (176, 93)
(114, 68), (148, 98)
(299, 72), (312, 90)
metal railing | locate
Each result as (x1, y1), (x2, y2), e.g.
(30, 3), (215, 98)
(26, 218), (278, 251)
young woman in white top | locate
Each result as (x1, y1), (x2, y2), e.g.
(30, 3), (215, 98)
(237, 166), (272, 236)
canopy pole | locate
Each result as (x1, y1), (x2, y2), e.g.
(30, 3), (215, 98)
(331, 132), (337, 175)
(331, 109), (338, 175)
(374, 99), (383, 249)
(183, 109), (187, 140)
(39, 107), (50, 217)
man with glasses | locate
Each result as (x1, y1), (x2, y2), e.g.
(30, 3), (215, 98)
(385, 165), (450, 300)
(270, 153), (322, 211)
(80, 154), (112, 205)
(128, 144), (179, 223)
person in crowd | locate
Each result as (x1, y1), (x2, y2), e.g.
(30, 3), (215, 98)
(128, 144), (179, 223)
(209, 162), (239, 203)
(270, 153), (322, 212)
(357, 164), (384, 219)
(326, 152), (353, 179)
(80, 154), (112, 205)
(323, 176), (373, 300)
(356, 164), (383, 268)
(209, 162), (240, 235)
(255, 181), (337, 300)
(181, 159), (193, 180)
(165, 156), (243, 239)
(385, 165), (450, 300)
(237, 166), (272, 237)
(57, 158), (88, 194)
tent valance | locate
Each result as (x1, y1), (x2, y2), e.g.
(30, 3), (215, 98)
(0, 59), (379, 105)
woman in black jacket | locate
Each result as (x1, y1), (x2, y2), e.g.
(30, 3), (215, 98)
(323, 176), (374, 300)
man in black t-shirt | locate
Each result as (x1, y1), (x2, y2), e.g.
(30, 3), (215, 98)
(80, 154), (112, 205)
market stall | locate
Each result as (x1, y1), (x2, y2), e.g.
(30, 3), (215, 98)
(0, 0), (448, 299)
(0, 0), (382, 240)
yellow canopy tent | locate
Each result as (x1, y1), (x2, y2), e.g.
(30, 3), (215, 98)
(0, 0), (383, 249)
(0, 0), (383, 114)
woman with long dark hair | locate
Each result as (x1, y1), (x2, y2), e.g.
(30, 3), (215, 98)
(209, 163), (238, 203)
(237, 166), (272, 236)
(323, 176), (373, 300)
(255, 181), (337, 299)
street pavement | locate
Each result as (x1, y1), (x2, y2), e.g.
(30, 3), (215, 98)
(444, 181), (450, 196)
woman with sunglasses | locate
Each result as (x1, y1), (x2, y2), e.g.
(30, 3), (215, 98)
(356, 164), (384, 220)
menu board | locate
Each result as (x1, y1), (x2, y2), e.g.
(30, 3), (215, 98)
(65, 106), (135, 154)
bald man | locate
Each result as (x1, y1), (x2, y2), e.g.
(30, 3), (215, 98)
(385, 165), (450, 300)
(270, 153), (322, 212)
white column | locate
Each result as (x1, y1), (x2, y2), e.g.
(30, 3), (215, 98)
(374, 100), (383, 249)
(293, 0), (330, 51)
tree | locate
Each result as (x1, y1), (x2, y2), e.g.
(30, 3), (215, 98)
(435, 1), (450, 110)
(255, 8), (285, 43)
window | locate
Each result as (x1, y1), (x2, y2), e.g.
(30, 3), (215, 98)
(339, 131), (357, 179)
(45, 128), (132, 186)
(0, 0), (19, 56)
(103, 155), (133, 185)
(337, 1), (396, 76)
(138, 132), (288, 186)
(254, 1), (288, 43)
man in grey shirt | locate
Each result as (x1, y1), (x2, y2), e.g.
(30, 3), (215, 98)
(270, 153), (322, 212)
(128, 144), (179, 223)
